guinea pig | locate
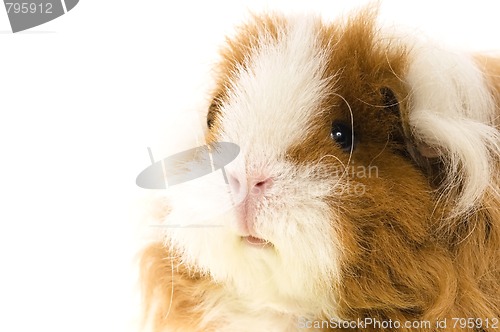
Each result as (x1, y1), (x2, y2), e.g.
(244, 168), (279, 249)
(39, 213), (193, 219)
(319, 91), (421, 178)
(139, 7), (500, 332)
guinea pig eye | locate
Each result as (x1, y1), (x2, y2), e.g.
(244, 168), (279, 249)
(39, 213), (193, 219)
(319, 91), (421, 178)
(207, 100), (220, 129)
(331, 121), (354, 152)
(207, 108), (216, 129)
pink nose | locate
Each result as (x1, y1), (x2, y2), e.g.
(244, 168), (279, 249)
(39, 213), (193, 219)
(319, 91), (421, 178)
(227, 171), (273, 202)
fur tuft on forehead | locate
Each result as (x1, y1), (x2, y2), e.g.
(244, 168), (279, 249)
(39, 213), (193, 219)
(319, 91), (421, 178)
(208, 13), (330, 152)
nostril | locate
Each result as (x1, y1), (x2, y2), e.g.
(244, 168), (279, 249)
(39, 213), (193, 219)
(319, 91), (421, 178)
(255, 178), (272, 188)
(228, 174), (241, 193)
(227, 170), (273, 200)
(251, 177), (273, 195)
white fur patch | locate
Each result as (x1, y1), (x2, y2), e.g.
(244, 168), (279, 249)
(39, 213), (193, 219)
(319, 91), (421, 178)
(406, 44), (500, 215)
(160, 17), (341, 330)
(219, 16), (330, 155)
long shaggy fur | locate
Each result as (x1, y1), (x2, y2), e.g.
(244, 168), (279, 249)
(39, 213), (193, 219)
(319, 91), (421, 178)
(140, 7), (500, 332)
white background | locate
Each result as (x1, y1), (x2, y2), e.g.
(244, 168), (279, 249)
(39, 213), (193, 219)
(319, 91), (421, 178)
(0, 1), (499, 331)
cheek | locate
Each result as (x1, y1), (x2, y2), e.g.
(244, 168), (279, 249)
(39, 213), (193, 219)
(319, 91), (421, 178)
(334, 153), (435, 262)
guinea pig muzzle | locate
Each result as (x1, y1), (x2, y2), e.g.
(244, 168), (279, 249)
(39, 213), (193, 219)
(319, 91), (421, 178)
(227, 170), (274, 247)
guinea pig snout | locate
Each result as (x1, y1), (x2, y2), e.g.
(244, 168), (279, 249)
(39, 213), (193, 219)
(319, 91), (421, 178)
(227, 169), (273, 204)
(227, 167), (273, 239)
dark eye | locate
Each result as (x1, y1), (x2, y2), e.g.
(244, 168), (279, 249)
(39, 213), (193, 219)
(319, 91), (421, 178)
(207, 100), (220, 129)
(207, 108), (216, 129)
(331, 121), (354, 151)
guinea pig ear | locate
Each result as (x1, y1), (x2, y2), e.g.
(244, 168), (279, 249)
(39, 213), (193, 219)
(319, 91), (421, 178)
(379, 87), (417, 154)
(402, 46), (500, 215)
(380, 87), (400, 116)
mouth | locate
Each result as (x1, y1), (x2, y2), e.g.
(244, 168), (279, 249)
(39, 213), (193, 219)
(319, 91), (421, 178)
(242, 235), (273, 248)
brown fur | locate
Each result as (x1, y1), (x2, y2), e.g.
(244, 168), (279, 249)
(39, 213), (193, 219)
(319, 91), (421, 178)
(140, 243), (219, 331)
(141, 8), (500, 332)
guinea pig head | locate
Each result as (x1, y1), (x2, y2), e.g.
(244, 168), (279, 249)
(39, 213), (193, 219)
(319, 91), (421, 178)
(164, 10), (500, 318)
